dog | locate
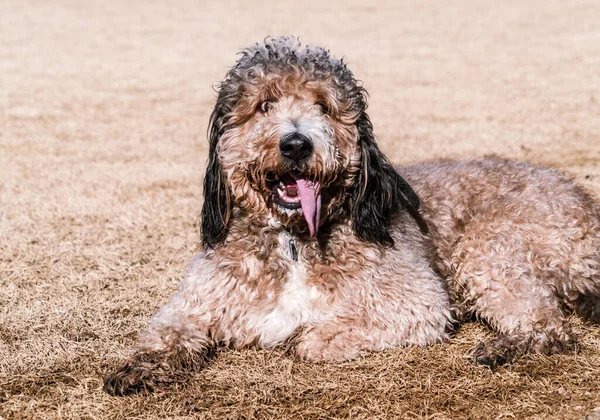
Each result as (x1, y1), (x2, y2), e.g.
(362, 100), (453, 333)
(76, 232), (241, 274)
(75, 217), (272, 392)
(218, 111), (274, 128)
(104, 36), (600, 395)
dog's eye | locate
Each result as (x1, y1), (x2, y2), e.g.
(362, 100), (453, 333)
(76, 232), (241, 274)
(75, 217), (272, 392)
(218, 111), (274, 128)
(316, 102), (328, 114)
(258, 100), (273, 114)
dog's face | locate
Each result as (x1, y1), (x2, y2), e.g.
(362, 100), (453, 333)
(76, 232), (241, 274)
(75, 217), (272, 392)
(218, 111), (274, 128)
(202, 36), (416, 248)
(217, 72), (361, 236)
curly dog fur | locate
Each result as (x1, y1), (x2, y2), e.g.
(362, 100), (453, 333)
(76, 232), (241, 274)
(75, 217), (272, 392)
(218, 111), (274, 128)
(105, 36), (600, 395)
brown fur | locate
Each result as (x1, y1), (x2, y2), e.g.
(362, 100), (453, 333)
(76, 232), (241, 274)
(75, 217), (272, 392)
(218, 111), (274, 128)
(104, 37), (600, 395)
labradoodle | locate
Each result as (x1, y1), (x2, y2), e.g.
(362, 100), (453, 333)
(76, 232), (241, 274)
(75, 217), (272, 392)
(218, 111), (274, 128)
(104, 36), (600, 395)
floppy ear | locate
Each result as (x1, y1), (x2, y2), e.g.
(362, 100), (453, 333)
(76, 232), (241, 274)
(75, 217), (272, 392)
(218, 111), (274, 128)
(201, 100), (233, 249)
(351, 112), (420, 247)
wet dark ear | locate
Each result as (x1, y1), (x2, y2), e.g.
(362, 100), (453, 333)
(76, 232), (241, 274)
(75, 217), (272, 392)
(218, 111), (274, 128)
(351, 112), (420, 247)
(201, 100), (233, 249)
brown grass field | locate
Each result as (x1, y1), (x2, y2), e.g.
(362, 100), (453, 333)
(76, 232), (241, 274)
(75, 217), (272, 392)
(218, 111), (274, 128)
(2, 0), (600, 418)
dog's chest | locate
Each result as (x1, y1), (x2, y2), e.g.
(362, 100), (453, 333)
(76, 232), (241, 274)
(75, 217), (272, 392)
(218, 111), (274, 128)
(252, 233), (325, 348)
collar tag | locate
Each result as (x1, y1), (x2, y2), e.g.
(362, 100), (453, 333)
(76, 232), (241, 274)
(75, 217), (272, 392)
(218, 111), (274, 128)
(288, 238), (298, 261)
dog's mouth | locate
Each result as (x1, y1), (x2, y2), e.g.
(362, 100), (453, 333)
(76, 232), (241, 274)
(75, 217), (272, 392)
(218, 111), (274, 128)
(267, 172), (322, 236)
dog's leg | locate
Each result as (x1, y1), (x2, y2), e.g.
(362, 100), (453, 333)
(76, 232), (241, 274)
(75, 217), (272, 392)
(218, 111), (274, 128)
(104, 255), (227, 395)
(292, 314), (449, 363)
(465, 286), (576, 367)
(291, 323), (370, 362)
(453, 224), (578, 367)
(467, 306), (574, 368)
(103, 299), (216, 395)
(292, 291), (450, 362)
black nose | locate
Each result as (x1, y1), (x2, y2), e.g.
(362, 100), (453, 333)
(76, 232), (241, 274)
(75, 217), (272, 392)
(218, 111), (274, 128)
(279, 134), (313, 162)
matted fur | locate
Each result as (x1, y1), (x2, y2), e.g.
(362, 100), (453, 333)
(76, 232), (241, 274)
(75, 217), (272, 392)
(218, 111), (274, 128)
(104, 36), (600, 395)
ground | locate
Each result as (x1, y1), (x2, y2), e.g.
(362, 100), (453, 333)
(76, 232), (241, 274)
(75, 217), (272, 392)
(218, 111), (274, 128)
(1, 0), (600, 418)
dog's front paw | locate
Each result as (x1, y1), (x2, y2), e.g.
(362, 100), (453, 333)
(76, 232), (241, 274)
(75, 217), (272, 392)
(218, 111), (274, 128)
(104, 355), (183, 396)
(103, 361), (165, 396)
(104, 347), (212, 395)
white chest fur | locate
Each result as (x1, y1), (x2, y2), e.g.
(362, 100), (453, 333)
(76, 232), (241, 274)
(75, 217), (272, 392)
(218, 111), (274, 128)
(254, 232), (323, 348)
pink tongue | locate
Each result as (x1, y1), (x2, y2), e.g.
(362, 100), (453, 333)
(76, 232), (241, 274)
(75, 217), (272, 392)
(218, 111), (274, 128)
(292, 175), (321, 237)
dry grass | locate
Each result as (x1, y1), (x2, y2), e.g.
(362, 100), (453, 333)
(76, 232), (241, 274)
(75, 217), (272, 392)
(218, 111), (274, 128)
(2, 0), (600, 418)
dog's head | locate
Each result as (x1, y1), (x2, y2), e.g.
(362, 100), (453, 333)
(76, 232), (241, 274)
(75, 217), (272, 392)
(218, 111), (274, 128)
(202, 36), (419, 248)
